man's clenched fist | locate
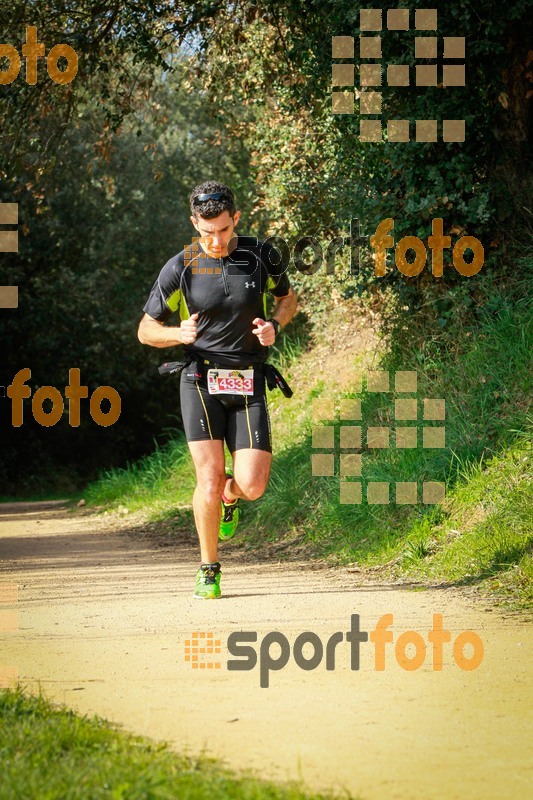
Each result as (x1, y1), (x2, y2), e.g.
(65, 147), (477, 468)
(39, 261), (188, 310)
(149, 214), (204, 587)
(180, 312), (199, 344)
(252, 317), (276, 346)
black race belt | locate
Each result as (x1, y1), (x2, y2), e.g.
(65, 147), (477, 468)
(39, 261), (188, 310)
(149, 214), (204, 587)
(158, 358), (293, 398)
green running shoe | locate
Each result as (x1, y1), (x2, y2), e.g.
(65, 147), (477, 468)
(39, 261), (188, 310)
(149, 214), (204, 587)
(193, 562), (221, 600)
(219, 471), (240, 541)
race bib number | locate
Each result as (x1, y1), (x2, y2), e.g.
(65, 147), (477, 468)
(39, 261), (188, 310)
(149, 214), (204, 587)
(207, 368), (254, 395)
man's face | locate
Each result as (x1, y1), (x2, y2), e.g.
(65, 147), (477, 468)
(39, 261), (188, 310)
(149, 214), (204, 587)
(190, 209), (241, 259)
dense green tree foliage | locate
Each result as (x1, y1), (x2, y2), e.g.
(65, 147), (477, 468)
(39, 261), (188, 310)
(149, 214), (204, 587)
(0, 60), (255, 493)
(196, 1), (532, 249)
(0, 1), (227, 182)
(1, 1), (530, 494)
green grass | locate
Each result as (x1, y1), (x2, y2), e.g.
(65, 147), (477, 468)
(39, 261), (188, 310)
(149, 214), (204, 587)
(84, 281), (532, 606)
(238, 288), (532, 600)
(399, 437), (532, 606)
(84, 435), (196, 514)
(0, 688), (343, 800)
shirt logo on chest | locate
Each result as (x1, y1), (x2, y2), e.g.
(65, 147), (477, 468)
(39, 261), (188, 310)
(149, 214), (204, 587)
(245, 281), (256, 288)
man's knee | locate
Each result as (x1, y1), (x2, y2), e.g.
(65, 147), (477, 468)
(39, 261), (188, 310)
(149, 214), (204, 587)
(195, 467), (225, 502)
(237, 476), (268, 502)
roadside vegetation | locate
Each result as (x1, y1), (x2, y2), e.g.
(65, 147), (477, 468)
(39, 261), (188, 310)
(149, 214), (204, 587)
(2, 2), (530, 598)
(86, 258), (532, 608)
(1, 2), (531, 796)
(0, 689), (339, 800)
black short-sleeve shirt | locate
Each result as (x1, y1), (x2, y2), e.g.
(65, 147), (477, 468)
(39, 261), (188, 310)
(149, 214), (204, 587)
(143, 235), (291, 366)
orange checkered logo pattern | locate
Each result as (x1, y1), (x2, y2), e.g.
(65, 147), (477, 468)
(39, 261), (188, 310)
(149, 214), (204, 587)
(332, 8), (466, 142)
(311, 370), (446, 505)
(184, 631), (222, 670)
(0, 202), (19, 308)
(184, 237), (222, 275)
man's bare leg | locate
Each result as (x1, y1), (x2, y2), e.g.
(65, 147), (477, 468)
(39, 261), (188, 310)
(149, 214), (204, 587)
(224, 448), (272, 502)
(187, 439), (226, 563)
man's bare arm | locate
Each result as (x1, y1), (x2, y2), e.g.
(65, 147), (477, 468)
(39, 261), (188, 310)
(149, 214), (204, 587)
(137, 312), (198, 348)
(271, 286), (298, 329)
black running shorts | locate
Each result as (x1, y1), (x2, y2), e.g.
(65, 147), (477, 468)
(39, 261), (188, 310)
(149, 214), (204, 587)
(180, 368), (272, 452)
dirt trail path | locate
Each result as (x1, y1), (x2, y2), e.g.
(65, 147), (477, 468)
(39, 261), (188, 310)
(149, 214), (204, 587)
(0, 501), (531, 800)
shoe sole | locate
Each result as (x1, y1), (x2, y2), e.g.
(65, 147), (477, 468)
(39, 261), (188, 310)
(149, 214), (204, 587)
(193, 593), (221, 600)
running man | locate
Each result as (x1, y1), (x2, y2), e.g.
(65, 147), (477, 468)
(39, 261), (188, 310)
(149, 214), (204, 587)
(138, 181), (298, 599)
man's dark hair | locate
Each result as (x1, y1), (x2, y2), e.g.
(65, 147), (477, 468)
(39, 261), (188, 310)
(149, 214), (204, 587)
(189, 181), (236, 219)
